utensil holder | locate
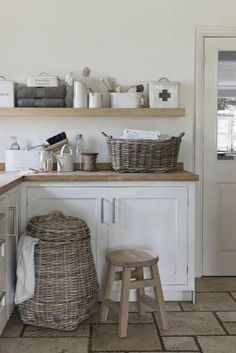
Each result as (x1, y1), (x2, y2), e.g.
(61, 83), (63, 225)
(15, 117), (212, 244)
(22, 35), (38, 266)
(81, 153), (98, 172)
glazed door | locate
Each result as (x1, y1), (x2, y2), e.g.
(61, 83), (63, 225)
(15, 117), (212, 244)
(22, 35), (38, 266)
(203, 37), (236, 275)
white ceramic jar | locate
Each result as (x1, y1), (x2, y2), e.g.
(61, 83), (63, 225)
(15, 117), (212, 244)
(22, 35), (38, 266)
(89, 92), (102, 108)
(73, 81), (87, 108)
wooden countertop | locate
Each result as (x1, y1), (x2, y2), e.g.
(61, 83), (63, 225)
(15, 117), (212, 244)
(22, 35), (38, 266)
(0, 170), (199, 196)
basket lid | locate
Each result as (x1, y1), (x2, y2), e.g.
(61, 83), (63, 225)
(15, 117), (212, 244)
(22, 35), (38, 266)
(26, 211), (90, 242)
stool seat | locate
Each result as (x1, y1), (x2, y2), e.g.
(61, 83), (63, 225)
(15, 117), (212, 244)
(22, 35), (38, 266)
(106, 249), (158, 267)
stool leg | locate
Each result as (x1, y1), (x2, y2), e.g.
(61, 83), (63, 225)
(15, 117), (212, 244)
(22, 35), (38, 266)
(151, 264), (169, 330)
(136, 267), (146, 316)
(118, 267), (131, 338)
(100, 264), (116, 322)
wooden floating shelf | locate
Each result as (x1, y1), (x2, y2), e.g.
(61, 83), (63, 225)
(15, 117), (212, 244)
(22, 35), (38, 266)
(0, 107), (185, 118)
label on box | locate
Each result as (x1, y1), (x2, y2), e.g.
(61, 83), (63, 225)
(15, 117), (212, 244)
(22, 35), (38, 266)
(0, 82), (14, 107)
(27, 76), (58, 87)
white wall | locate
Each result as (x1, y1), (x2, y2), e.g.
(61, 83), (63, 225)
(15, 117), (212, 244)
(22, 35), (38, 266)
(1, 0), (236, 168)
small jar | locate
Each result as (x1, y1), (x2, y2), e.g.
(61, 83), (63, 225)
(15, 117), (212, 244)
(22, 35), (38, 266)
(81, 153), (98, 172)
(40, 149), (53, 172)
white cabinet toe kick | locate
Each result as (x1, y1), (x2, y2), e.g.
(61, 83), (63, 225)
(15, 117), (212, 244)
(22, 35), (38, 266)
(21, 181), (196, 303)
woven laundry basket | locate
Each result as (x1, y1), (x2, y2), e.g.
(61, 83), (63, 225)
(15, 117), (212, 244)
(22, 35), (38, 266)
(18, 211), (99, 331)
(103, 132), (185, 173)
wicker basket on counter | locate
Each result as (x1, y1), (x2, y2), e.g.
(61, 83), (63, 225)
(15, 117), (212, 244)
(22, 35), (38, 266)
(102, 132), (185, 173)
(18, 211), (99, 331)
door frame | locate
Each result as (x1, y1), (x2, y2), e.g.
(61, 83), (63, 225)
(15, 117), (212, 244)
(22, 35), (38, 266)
(195, 27), (236, 277)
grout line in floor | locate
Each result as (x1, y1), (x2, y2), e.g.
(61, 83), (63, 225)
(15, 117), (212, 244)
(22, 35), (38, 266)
(196, 290), (236, 293)
(228, 292), (236, 302)
(87, 324), (93, 353)
(195, 336), (204, 353)
(212, 311), (230, 335)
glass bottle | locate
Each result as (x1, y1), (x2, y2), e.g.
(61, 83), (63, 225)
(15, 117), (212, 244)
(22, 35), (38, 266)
(40, 149), (53, 172)
(75, 134), (84, 170)
(10, 136), (20, 150)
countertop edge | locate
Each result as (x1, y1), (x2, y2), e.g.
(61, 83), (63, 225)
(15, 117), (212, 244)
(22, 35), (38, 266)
(0, 170), (199, 196)
(0, 176), (23, 196)
(23, 172), (199, 182)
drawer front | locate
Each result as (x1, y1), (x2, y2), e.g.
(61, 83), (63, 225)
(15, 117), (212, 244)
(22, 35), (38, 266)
(0, 291), (6, 335)
(0, 240), (5, 276)
(0, 270), (6, 292)
(0, 291), (5, 312)
(0, 196), (7, 240)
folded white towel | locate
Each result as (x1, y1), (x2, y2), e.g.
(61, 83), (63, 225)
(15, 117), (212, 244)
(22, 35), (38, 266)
(15, 234), (39, 305)
(121, 129), (161, 140)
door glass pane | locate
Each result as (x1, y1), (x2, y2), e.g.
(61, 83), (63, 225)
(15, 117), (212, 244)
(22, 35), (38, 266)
(217, 51), (236, 160)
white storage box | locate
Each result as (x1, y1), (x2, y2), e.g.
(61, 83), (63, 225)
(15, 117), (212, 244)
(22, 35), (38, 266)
(148, 78), (180, 108)
(27, 74), (58, 87)
(5, 150), (40, 171)
(0, 76), (14, 107)
(110, 92), (143, 108)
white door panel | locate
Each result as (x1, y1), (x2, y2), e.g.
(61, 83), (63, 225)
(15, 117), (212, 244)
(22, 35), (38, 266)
(26, 186), (108, 284)
(204, 37), (236, 275)
(108, 187), (188, 285)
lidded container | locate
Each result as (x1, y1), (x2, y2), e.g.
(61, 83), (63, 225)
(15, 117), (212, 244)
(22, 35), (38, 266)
(0, 76), (14, 107)
(18, 211), (99, 330)
(148, 77), (180, 108)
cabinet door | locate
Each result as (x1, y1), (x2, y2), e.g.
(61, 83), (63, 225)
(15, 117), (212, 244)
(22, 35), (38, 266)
(109, 187), (188, 285)
(6, 189), (20, 319)
(26, 186), (108, 284)
(0, 196), (7, 333)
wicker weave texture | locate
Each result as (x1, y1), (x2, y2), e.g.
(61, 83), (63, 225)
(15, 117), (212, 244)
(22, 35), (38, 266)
(18, 212), (99, 331)
(106, 132), (184, 173)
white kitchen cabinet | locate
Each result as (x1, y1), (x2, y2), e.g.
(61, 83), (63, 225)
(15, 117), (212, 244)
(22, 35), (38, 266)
(6, 188), (20, 319)
(0, 194), (7, 334)
(24, 182), (195, 301)
(0, 187), (20, 335)
(25, 186), (109, 284)
(108, 187), (188, 285)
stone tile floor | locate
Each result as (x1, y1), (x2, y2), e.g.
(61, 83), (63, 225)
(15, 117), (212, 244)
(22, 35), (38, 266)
(1, 277), (236, 353)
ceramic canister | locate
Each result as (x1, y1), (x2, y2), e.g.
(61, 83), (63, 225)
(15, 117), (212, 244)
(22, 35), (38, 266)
(73, 81), (88, 108)
(89, 92), (102, 108)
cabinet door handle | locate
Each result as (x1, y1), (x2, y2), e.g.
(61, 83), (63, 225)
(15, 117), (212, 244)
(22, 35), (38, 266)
(9, 207), (16, 236)
(0, 213), (6, 222)
(101, 198), (104, 224)
(112, 198), (116, 223)
(0, 240), (5, 257)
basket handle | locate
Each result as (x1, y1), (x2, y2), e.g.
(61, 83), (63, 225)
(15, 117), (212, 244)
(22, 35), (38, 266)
(178, 132), (185, 139)
(101, 131), (112, 139)
(46, 211), (68, 221)
(158, 77), (169, 82)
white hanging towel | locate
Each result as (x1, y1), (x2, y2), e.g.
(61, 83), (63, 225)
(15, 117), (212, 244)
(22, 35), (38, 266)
(121, 129), (161, 140)
(15, 234), (39, 305)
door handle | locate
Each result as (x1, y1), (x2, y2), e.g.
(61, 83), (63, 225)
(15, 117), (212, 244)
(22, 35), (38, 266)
(101, 198), (104, 224)
(112, 198), (116, 223)
(9, 207), (16, 236)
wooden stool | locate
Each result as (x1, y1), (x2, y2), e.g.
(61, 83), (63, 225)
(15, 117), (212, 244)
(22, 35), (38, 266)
(100, 249), (168, 338)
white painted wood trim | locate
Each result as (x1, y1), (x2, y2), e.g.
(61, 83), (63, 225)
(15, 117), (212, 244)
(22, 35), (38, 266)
(195, 26), (236, 277)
